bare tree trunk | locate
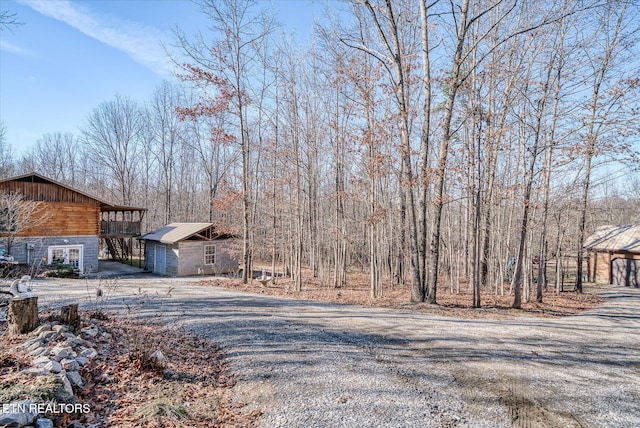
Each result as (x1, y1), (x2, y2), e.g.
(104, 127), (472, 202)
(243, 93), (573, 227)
(538, 40), (565, 301)
(511, 108), (542, 308)
(427, 0), (470, 305)
(417, 0), (433, 302)
(8, 297), (39, 335)
(576, 5), (626, 292)
(60, 304), (80, 333)
(356, 0), (421, 300)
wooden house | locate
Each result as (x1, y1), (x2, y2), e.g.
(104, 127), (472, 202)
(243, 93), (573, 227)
(0, 172), (145, 273)
(585, 225), (640, 287)
(139, 223), (238, 276)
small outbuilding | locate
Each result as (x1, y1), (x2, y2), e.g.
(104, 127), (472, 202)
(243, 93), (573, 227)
(139, 223), (238, 276)
(584, 225), (640, 287)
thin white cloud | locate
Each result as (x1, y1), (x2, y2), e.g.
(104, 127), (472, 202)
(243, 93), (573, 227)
(0, 39), (33, 56)
(17, 0), (174, 76)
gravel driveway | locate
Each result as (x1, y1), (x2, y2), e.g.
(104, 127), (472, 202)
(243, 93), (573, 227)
(32, 276), (640, 427)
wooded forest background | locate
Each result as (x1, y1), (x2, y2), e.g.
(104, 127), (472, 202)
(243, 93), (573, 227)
(1, 0), (639, 307)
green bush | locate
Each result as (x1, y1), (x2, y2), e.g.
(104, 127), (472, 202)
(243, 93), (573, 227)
(45, 263), (80, 278)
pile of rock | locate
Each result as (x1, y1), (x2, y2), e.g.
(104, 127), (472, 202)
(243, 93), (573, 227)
(0, 319), (107, 427)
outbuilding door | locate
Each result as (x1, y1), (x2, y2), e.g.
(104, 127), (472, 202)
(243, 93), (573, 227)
(612, 258), (640, 287)
(154, 245), (166, 275)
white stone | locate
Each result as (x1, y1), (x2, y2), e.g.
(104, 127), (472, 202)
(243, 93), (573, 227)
(149, 349), (165, 364)
(25, 339), (44, 352)
(81, 326), (99, 338)
(75, 356), (90, 366)
(33, 356), (52, 366)
(66, 370), (84, 387)
(29, 346), (49, 357)
(57, 372), (74, 396)
(42, 361), (62, 373)
(39, 330), (57, 342)
(61, 358), (79, 372)
(0, 399), (38, 427)
(22, 337), (40, 348)
(50, 346), (74, 362)
(53, 324), (68, 334)
(79, 347), (98, 359)
(31, 324), (52, 336)
(36, 418), (55, 428)
(44, 360), (63, 374)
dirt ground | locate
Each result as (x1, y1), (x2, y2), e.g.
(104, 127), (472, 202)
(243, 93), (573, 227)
(5, 275), (638, 427)
(0, 311), (255, 427)
(198, 270), (604, 319)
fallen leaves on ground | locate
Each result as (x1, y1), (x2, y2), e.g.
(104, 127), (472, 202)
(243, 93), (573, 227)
(0, 314), (258, 427)
(200, 270), (604, 319)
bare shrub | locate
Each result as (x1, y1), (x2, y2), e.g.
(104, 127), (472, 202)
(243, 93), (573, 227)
(85, 275), (121, 320)
(121, 286), (175, 372)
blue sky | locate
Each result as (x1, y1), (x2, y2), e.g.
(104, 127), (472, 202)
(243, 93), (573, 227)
(0, 0), (324, 156)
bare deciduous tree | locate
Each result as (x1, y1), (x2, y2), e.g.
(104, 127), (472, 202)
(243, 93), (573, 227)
(0, 9), (22, 32)
(81, 94), (145, 206)
(0, 122), (14, 178)
(173, 0), (274, 284)
(26, 132), (79, 184)
(0, 192), (48, 256)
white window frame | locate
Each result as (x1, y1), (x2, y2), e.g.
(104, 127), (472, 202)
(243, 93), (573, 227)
(48, 244), (83, 272)
(204, 244), (216, 265)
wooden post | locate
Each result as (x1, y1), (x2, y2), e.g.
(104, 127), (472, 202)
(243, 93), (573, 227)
(7, 297), (39, 335)
(60, 304), (80, 332)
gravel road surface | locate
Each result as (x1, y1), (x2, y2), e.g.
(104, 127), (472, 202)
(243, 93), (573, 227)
(32, 276), (640, 427)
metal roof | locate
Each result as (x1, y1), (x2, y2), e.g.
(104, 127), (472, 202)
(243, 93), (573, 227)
(139, 223), (217, 244)
(584, 225), (640, 253)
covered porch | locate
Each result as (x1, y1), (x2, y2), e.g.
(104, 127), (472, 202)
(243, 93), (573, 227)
(99, 205), (146, 264)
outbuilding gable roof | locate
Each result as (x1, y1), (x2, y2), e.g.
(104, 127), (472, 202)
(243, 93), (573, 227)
(584, 225), (640, 253)
(139, 223), (234, 244)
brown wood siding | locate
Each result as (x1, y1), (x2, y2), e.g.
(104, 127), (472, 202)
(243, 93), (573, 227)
(591, 252), (611, 284)
(15, 202), (100, 237)
(0, 181), (100, 204)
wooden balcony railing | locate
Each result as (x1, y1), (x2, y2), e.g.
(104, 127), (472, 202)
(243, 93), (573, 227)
(100, 221), (141, 237)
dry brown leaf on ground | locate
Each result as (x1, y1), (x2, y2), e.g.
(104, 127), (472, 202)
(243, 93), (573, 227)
(198, 270), (604, 319)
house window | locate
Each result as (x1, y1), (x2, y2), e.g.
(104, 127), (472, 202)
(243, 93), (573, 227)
(51, 248), (65, 264)
(48, 245), (83, 271)
(204, 245), (216, 265)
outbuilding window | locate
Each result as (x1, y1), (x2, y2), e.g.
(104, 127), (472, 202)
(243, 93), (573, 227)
(204, 245), (216, 265)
